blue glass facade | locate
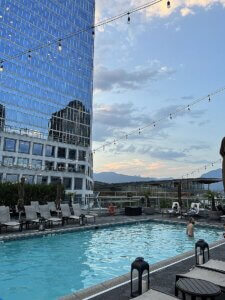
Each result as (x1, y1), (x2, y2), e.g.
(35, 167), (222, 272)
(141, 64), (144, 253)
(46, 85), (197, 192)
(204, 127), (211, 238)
(0, 0), (94, 147)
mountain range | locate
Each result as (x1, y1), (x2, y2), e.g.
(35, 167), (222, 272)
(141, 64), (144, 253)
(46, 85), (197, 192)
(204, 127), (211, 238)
(94, 168), (223, 191)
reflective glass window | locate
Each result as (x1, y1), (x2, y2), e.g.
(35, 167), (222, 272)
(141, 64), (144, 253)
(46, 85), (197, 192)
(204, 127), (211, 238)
(45, 161), (54, 171)
(69, 149), (76, 160)
(58, 147), (66, 158)
(4, 138), (16, 152)
(51, 176), (61, 184)
(32, 159), (42, 169)
(45, 145), (55, 157)
(63, 177), (72, 189)
(3, 156), (14, 166)
(23, 175), (34, 184)
(57, 163), (65, 171)
(78, 150), (86, 161)
(32, 143), (43, 156)
(18, 141), (30, 154)
(74, 178), (83, 190)
(68, 164), (76, 173)
(6, 174), (19, 183)
(18, 157), (29, 167)
(37, 176), (48, 184)
(78, 165), (85, 174)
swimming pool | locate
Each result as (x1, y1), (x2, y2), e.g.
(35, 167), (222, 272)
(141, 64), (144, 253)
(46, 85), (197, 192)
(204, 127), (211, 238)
(0, 222), (222, 300)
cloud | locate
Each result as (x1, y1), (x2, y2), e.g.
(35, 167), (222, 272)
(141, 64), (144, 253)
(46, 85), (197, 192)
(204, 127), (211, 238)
(180, 7), (194, 16)
(94, 63), (175, 92)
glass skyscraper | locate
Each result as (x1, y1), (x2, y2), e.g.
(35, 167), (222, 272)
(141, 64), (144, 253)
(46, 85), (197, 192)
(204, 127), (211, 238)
(0, 0), (95, 201)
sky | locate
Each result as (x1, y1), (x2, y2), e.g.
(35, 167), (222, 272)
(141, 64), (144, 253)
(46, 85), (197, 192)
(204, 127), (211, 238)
(92, 0), (225, 179)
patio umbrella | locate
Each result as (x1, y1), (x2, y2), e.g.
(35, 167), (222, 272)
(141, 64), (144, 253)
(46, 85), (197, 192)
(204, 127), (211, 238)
(220, 137), (225, 192)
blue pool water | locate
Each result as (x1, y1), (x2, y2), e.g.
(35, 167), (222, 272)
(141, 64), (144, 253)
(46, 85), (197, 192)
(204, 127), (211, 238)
(0, 222), (223, 300)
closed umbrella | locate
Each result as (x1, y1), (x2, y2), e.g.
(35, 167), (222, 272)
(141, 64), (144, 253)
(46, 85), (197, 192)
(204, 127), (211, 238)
(220, 137), (225, 193)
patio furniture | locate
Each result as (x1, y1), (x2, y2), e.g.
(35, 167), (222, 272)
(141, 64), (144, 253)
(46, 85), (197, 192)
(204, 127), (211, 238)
(39, 205), (62, 227)
(31, 201), (40, 213)
(24, 205), (40, 229)
(183, 203), (200, 218)
(60, 204), (80, 224)
(175, 277), (221, 300)
(176, 267), (225, 291)
(0, 206), (22, 233)
(125, 206), (142, 216)
(135, 289), (177, 299)
(197, 259), (225, 274)
(167, 202), (180, 216)
(72, 203), (96, 223)
(47, 201), (57, 213)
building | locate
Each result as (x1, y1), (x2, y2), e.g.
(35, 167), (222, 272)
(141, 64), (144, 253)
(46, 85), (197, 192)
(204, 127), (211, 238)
(0, 0), (95, 202)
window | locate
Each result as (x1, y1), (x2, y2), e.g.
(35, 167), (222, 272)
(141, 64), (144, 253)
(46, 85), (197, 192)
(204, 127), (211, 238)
(32, 143), (43, 156)
(23, 175), (34, 184)
(63, 177), (72, 189)
(4, 138), (16, 152)
(45, 161), (54, 171)
(68, 164), (76, 172)
(18, 140), (30, 154)
(17, 157), (29, 167)
(78, 150), (86, 161)
(51, 176), (61, 184)
(74, 178), (83, 189)
(68, 149), (76, 160)
(57, 163), (65, 171)
(57, 147), (66, 158)
(6, 174), (19, 183)
(3, 156), (14, 166)
(77, 165), (85, 174)
(45, 145), (55, 157)
(37, 176), (48, 184)
(32, 159), (42, 169)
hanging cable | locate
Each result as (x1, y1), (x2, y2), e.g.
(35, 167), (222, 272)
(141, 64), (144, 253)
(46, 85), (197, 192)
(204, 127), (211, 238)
(0, 0), (165, 65)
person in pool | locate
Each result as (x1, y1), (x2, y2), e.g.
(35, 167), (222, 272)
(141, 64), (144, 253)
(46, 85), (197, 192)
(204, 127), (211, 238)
(186, 217), (195, 237)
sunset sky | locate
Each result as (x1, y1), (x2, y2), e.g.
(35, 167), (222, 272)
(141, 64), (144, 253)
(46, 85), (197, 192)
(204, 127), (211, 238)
(92, 0), (225, 178)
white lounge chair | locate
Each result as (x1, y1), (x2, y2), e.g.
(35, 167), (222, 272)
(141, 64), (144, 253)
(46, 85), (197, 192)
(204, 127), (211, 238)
(31, 201), (40, 213)
(184, 202), (200, 217)
(0, 206), (22, 233)
(60, 204), (80, 224)
(39, 205), (62, 226)
(135, 289), (177, 299)
(47, 201), (57, 213)
(176, 266), (225, 291)
(24, 205), (40, 229)
(72, 203), (96, 223)
(167, 202), (180, 215)
(198, 259), (225, 274)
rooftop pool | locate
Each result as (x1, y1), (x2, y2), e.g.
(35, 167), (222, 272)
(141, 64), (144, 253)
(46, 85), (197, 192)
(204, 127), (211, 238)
(0, 221), (223, 300)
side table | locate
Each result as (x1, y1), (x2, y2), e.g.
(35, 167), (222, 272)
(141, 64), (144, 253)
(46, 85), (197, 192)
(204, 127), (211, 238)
(175, 277), (221, 300)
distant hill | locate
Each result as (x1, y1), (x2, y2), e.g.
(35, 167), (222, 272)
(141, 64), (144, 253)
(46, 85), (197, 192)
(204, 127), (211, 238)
(93, 169), (223, 190)
(93, 171), (172, 184)
(201, 168), (223, 191)
(93, 172), (156, 183)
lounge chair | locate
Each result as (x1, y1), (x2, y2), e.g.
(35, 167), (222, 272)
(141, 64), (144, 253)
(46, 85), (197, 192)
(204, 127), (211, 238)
(72, 203), (96, 223)
(176, 266), (225, 292)
(0, 206), (22, 233)
(135, 289), (177, 299)
(183, 202), (200, 217)
(60, 204), (79, 224)
(167, 202), (180, 216)
(39, 205), (62, 227)
(24, 205), (40, 229)
(31, 201), (40, 213)
(197, 259), (225, 274)
(47, 201), (57, 214)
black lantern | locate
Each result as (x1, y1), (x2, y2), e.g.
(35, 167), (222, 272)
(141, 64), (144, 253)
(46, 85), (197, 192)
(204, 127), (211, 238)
(131, 257), (150, 298)
(79, 214), (86, 226)
(195, 239), (210, 265)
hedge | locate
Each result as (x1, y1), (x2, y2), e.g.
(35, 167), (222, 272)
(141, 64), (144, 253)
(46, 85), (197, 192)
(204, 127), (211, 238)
(0, 182), (64, 207)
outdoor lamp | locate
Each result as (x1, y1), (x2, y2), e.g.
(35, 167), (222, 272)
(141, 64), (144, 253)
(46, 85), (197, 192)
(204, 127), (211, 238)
(195, 239), (210, 265)
(79, 214), (85, 226)
(130, 257), (150, 298)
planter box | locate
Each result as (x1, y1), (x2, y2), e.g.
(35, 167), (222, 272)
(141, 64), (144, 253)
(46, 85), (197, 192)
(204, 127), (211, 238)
(209, 210), (223, 220)
(143, 207), (155, 215)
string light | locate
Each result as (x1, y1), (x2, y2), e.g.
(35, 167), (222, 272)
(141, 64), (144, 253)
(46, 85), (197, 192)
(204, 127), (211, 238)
(58, 40), (62, 52)
(0, 0), (165, 66)
(167, 1), (171, 8)
(138, 128), (141, 134)
(187, 105), (190, 111)
(127, 12), (131, 24)
(208, 94), (211, 102)
(93, 85), (225, 153)
(0, 63), (3, 72)
(169, 114), (172, 120)
(28, 51), (32, 59)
